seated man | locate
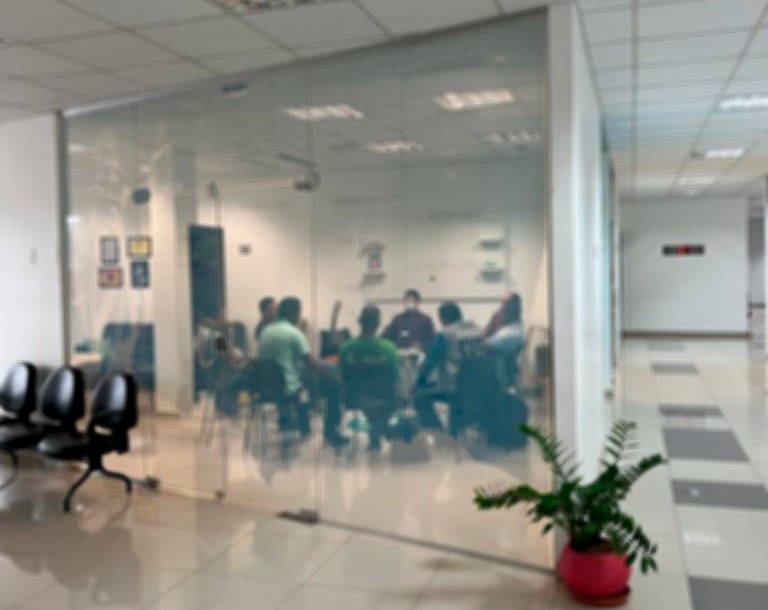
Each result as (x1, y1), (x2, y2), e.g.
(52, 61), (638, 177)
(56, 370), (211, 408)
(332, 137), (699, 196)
(259, 297), (346, 446)
(254, 296), (277, 342)
(486, 294), (525, 388)
(340, 305), (399, 452)
(415, 301), (486, 433)
(382, 289), (435, 350)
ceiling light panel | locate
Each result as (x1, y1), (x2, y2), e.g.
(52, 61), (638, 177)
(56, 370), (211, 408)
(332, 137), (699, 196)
(678, 176), (716, 187)
(719, 94), (768, 111)
(435, 89), (515, 111)
(484, 130), (542, 145)
(366, 140), (424, 154)
(212, 0), (341, 13)
(283, 104), (365, 121)
(692, 148), (746, 160)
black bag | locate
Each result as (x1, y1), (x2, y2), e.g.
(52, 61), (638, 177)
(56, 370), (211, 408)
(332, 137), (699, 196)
(484, 392), (529, 450)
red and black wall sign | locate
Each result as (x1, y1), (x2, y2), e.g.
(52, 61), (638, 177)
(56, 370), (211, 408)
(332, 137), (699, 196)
(662, 244), (705, 256)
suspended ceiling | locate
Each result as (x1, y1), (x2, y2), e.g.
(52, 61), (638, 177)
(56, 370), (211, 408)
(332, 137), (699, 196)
(1, 0), (767, 199)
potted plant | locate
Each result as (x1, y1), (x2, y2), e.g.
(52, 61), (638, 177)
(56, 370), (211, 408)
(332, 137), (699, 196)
(474, 420), (665, 607)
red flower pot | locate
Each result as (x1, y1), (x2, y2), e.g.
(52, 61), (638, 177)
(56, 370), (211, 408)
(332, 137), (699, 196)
(558, 543), (632, 606)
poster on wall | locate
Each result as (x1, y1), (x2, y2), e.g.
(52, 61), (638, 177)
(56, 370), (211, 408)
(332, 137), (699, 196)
(98, 267), (123, 289)
(99, 236), (120, 265)
(131, 260), (150, 289)
(127, 235), (152, 258)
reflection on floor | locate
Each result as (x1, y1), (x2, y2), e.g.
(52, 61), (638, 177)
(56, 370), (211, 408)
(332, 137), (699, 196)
(107, 390), (553, 568)
(4, 337), (768, 609)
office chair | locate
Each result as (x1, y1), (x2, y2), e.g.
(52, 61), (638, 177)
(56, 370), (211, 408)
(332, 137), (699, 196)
(0, 362), (38, 428)
(37, 372), (137, 512)
(343, 362), (397, 451)
(0, 366), (84, 470)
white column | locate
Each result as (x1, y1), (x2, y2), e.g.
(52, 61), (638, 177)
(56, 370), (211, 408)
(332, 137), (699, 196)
(150, 148), (196, 414)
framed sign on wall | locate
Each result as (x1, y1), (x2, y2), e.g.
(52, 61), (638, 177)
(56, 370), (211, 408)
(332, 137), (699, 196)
(127, 235), (152, 258)
(98, 267), (123, 289)
(99, 236), (120, 265)
(131, 260), (150, 289)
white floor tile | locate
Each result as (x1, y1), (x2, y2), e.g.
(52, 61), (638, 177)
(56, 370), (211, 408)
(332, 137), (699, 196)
(417, 554), (556, 609)
(679, 506), (768, 544)
(551, 574), (691, 610)
(201, 534), (346, 582)
(144, 573), (298, 610)
(670, 460), (762, 484)
(685, 538), (768, 584)
(19, 563), (187, 610)
(280, 586), (415, 609)
(306, 535), (446, 596)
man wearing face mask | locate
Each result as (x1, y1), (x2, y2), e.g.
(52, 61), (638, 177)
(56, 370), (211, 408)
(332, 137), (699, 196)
(382, 289), (435, 350)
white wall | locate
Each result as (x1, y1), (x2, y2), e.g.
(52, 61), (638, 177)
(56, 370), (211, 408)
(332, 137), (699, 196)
(550, 4), (609, 479)
(0, 115), (64, 374)
(622, 198), (748, 334)
(749, 214), (764, 306)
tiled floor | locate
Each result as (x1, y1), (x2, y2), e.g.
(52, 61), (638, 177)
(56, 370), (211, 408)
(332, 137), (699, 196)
(2, 336), (768, 609)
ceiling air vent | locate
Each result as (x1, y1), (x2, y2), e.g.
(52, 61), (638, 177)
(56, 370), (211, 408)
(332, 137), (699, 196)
(212, 0), (340, 14)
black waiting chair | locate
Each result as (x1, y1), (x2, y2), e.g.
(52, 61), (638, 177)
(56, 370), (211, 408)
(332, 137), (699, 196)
(37, 372), (138, 512)
(0, 362), (38, 428)
(0, 366), (84, 470)
(343, 362), (397, 451)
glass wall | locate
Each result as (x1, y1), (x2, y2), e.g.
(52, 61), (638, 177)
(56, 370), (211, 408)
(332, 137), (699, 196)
(64, 12), (552, 566)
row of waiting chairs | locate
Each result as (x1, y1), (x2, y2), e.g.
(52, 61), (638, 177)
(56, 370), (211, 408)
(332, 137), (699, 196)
(0, 362), (138, 512)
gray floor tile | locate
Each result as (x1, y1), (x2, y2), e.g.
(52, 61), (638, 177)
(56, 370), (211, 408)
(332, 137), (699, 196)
(659, 405), (723, 418)
(690, 578), (768, 610)
(663, 429), (749, 461)
(653, 363), (699, 375)
(673, 480), (768, 510)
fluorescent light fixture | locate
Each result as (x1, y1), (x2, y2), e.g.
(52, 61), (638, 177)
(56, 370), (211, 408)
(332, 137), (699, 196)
(484, 130), (541, 145)
(678, 176), (716, 187)
(212, 0), (339, 14)
(719, 94), (768, 111)
(435, 89), (514, 111)
(68, 143), (93, 154)
(366, 140), (424, 154)
(692, 147), (746, 160)
(283, 104), (364, 121)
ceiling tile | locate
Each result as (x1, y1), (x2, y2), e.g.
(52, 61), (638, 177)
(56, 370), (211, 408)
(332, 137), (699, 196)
(725, 77), (768, 94)
(65, 0), (220, 27)
(43, 33), (173, 68)
(200, 50), (294, 74)
(637, 83), (722, 102)
(0, 47), (85, 76)
(115, 62), (212, 88)
(581, 0), (630, 9)
(597, 70), (632, 89)
(295, 36), (387, 58)
(244, 2), (383, 46)
(639, 32), (749, 64)
(141, 18), (275, 56)
(499, 0), (548, 12)
(748, 27), (768, 55)
(591, 43), (632, 69)
(361, 0), (496, 35)
(0, 0), (110, 41)
(0, 80), (62, 102)
(44, 72), (140, 96)
(0, 105), (34, 121)
(640, 0), (764, 38)
(638, 60), (733, 85)
(735, 56), (768, 79)
(583, 9), (632, 44)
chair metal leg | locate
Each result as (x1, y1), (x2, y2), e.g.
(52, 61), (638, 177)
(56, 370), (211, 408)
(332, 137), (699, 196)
(63, 467), (94, 513)
(99, 466), (133, 494)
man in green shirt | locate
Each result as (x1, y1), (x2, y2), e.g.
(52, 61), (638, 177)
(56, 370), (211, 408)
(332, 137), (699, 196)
(260, 297), (345, 446)
(340, 305), (399, 451)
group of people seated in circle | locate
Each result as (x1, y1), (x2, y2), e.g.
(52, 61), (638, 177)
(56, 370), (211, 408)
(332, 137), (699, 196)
(246, 289), (526, 451)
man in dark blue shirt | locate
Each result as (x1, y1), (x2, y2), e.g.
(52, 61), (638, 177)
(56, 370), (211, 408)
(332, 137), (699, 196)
(382, 289), (435, 350)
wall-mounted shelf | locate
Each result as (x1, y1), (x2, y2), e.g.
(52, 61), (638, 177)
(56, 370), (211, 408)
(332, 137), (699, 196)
(364, 269), (387, 277)
(477, 235), (504, 247)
